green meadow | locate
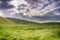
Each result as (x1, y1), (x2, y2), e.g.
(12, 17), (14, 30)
(0, 17), (60, 40)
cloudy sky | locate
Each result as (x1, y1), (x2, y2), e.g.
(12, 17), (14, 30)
(0, 0), (60, 23)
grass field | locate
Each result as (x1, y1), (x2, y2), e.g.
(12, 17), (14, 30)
(0, 17), (60, 40)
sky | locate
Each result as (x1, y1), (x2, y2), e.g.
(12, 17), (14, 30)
(0, 0), (60, 23)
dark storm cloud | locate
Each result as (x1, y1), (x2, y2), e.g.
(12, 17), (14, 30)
(0, 3), (14, 9)
(31, 0), (38, 2)
(54, 0), (60, 2)
(0, 0), (14, 9)
(0, 0), (12, 2)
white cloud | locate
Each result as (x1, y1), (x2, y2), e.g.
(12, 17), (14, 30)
(0, 1), (3, 4)
(8, 0), (60, 17)
(53, 11), (60, 15)
(0, 9), (12, 17)
(0, 10), (4, 17)
(9, 0), (28, 7)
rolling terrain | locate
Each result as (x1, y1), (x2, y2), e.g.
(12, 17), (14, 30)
(0, 17), (60, 40)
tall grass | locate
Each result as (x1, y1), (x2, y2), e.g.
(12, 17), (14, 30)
(0, 23), (60, 40)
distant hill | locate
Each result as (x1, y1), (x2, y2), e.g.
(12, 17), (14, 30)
(0, 17), (38, 24)
(7, 18), (37, 24)
(0, 17), (15, 24)
(0, 17), (60, 25)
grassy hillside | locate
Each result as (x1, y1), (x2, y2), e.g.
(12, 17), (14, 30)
(0, 17), (15, 24)
(0, 17), (60, 40)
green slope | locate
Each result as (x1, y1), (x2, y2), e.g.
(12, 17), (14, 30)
(0, 17), (60, 28)
(0, 17), (38, 24)
(0, 17), (60, 40)
(0, 17), (15, 24)
(7, 18), (38, 24)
